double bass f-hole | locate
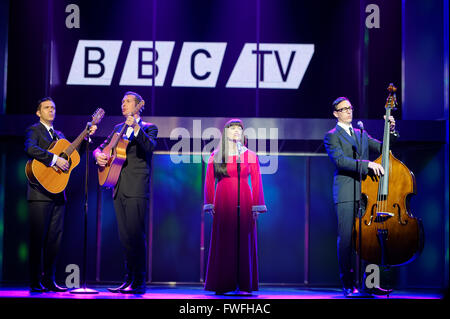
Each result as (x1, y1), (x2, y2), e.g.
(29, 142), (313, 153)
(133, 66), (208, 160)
(394, 203), (408, 225)
(365, 205), (376, 226)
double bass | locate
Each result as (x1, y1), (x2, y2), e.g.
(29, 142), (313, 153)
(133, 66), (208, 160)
(355, 84), (424, 266)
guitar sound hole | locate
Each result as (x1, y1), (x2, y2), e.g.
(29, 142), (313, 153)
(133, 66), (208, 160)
(58, 153), (72, 172)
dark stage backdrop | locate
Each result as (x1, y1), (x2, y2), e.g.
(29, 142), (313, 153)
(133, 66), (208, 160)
(6, 0), (401, 119)
(0, 139), (446, 288)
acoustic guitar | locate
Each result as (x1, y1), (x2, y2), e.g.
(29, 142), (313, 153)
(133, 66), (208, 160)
(25, 108), (105, 194)
(98, 102), (144, 188)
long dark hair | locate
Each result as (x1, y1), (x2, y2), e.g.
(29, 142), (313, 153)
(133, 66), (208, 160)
(213, 119), (246, 180)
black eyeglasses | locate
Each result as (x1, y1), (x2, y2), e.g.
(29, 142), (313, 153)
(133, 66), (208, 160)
(335, 106), (353, 113)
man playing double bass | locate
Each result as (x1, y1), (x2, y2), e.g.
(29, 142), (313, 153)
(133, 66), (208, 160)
(324, 97), (398, 297)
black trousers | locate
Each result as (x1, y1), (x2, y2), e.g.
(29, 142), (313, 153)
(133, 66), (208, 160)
(113, 193), (149, 282)
(335, 201), (358, 289)
(28, 200), (65, 284)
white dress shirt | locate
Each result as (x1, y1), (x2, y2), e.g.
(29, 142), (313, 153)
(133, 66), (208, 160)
(125, 117), (141, 140)
(337, 122), (354, 137)
(40, 121), (58, 167)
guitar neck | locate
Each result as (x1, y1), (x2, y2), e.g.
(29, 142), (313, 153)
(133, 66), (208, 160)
(108, 111), (140, 149)
(65, 127), (89, 156)
(118, 122), (128, 137)
(108, 123), (128, 149)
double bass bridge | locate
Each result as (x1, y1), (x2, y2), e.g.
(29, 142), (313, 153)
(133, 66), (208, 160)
(376, 211), (394, 217)
(366, 205), (395, 225)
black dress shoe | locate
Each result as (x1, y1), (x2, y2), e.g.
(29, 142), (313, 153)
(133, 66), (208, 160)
(342, 287), (353, 297)
(107, 280), (133, 293)
(366, 286), (393, 296)
(43, 281), (68, 292)
(30, 282), (49, 293)
(344, 287), (374, 298)
(119, 281), (146, 294)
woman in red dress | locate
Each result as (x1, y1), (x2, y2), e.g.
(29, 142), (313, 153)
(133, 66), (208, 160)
(203, 119), (267, 294)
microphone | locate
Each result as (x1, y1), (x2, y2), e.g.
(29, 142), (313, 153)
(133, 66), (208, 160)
(85, 122), (93, 143)
(357, 121), (364, 131)
(236, 141), (243, 155)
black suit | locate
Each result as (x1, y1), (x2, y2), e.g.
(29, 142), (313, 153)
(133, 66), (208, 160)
(96, 120), (157, 283)
(324, 124), (398, 289)
(24, 122), (66, 286)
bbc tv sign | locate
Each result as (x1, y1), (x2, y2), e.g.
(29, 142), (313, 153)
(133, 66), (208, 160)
(67, 40), (314, 89)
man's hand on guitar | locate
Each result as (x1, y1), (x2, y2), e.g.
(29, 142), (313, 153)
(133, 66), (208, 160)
(55, 157), (70, 172)
(94, 151), (109, 167)
(125, 115), (137, 127)
(125, 115), (141, 135)
(88, 124), (98, 136)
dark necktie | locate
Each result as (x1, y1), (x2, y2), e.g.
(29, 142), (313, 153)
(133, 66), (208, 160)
(49, 128), (57, 141)
(349, 127), (357, 143)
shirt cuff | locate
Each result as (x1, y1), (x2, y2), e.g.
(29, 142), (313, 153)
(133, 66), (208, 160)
(357, 159), (370, 175)
(50, 154), (58, 167)
(252, 205), (267, 213)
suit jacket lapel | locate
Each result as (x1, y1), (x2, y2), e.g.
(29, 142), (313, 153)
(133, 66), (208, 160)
(52, 130), (60, 141)
(355, 129), (365, 157)
(354, 129), (361, 149)
(38, 122), (54, 145)
(336, 125), (360, 156)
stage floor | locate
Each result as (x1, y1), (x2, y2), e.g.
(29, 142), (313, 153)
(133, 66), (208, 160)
(0, 283), (444, 300)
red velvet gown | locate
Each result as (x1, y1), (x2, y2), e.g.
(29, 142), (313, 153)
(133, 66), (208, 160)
(204, 149), (266, 293)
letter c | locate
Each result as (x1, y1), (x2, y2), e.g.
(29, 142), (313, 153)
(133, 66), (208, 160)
(191, 49), (211, 80)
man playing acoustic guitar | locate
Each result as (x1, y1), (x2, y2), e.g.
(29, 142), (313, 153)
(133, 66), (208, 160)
(25, 97), (97, 292)
(93, 92), (158, 294)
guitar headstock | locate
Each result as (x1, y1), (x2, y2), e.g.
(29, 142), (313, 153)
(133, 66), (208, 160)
(385, 83), (398, 111)
(92, 108), (105, 125)
(131, 100), (145, 116)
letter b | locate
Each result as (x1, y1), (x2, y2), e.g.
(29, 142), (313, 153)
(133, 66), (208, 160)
(85, 47), (105, 78)
(67, 40), (122, 86)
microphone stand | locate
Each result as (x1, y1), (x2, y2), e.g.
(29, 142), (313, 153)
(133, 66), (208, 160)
(235, 151), (241, 294)
(71, 124), (98, 294)
(226, 142), (250, 296)
(357, 126), (364, 293)
(351, 123), (372, 298)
